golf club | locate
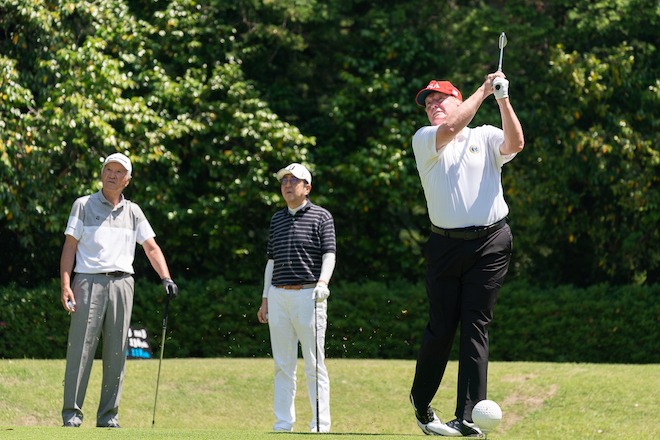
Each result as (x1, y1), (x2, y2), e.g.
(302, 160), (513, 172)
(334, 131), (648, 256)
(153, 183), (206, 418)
(314, 299), (320, 433)
(497, 32), (507, 72)
(494, 32), (508, 95)
(151, 287), (173, 428)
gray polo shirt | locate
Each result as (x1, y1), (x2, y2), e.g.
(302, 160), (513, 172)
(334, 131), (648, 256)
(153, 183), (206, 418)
(64, 190), (155, 274)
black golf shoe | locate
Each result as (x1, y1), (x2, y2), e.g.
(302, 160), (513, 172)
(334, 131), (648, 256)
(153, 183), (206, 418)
(97, 421), (121, 428)
(410, 393), (445, 435)
(433, 418), (484, 437)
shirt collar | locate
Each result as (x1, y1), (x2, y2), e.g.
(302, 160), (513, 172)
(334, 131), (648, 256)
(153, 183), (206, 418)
(287, 199), (313, 216)
(97, 190), (125, 208)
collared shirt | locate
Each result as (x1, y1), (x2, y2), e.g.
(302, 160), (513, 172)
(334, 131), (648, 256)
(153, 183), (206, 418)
(267, 201), (336, 286)
(64, 190), (155, 274)
(412, 125), (516, 229)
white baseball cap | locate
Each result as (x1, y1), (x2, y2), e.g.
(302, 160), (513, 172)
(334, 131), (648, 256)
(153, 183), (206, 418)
(276, 163), (312, 184)
(103, 153), (132, 176)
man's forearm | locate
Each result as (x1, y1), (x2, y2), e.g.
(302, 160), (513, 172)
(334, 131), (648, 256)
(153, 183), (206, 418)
(146, 245), (171, 280)
(498, 99), (525, 155)
(60, 237), (77, 288)
(436, 84), (488, 147)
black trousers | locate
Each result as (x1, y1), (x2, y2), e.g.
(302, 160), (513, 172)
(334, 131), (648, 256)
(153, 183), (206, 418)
(410, 224), (512, 422)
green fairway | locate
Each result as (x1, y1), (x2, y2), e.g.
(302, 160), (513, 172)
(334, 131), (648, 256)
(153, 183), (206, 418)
(0, 358), (657, 439)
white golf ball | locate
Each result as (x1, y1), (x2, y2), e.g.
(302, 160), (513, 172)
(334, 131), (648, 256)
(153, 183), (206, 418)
(472, 400), (502, 432)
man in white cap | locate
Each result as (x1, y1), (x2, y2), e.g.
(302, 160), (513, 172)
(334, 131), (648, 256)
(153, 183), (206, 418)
(257, 163), (337, 433)
(60, 152), (178, 428)
(409, 73), (524, 436)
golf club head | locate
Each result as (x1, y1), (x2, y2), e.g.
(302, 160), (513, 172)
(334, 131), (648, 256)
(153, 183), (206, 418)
(497, 32), (507, 71)
(499, 32), (508, 50)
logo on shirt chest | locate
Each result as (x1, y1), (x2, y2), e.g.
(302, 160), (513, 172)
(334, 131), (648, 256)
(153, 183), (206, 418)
(468, 144), (480, 154)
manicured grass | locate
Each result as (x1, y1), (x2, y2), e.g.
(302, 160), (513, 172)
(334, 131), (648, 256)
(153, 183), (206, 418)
(0, 358), (657, 439)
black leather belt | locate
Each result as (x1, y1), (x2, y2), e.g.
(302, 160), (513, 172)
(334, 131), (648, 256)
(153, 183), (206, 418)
(431, 218), (507, 240)
(101, 271), (129, 278)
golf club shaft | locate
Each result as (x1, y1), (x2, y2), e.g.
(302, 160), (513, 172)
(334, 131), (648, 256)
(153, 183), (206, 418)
(497, 32), (507, 71)
(314, 299), (320, 433)
(152, 293), (171, 428)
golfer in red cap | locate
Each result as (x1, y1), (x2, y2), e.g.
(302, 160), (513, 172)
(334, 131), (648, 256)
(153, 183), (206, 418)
(409, 73), (524, 437)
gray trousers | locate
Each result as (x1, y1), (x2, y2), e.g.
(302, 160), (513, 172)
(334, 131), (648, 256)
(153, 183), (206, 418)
(62, 273), (134, 427)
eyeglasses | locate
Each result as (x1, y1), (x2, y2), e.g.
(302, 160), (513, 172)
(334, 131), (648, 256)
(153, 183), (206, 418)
(281, 176), (306, 185)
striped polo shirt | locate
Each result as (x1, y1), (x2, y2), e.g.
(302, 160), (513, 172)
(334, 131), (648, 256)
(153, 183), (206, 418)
(268, 201), (336, 286)
(64, 190), (156, 274)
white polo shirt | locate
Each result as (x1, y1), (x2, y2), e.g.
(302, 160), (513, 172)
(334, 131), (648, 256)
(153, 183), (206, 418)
(64, 191), (156, 274)
(412, 125), (516, 229)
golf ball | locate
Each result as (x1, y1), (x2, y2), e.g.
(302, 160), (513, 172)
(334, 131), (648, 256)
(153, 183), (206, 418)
(472, 400), (502, 432)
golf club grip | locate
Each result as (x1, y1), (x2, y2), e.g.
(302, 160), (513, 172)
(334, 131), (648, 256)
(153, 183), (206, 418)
(162, 294), (171, 328)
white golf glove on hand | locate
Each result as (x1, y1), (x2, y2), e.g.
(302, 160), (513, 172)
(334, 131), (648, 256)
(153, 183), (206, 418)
(313, 284), (330, 303)
(493, 77), (509, 100)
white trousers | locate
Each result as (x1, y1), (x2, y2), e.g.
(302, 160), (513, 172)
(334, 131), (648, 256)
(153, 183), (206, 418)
(267, 286), (331, 432)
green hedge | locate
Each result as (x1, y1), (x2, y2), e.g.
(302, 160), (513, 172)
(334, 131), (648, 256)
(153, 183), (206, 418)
(1, 278), (657, 363)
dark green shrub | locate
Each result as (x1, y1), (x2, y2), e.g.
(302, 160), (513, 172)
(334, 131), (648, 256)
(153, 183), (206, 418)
(1, 278), (657, 364)
(491, 281), (660, 364)
(0, 280), (69, 359)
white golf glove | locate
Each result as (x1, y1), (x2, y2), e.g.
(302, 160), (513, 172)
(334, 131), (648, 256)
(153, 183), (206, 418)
(493, 77), (509, 100)
(313, 284), (330, 303)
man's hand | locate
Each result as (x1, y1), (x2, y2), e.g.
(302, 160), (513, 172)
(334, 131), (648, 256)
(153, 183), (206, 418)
(257, 298), (269, 324)
(493, 77), (509, 100)
(162, 278), (178, 299)
(313, 284), (330, 303)
(61, 287), (76, 312)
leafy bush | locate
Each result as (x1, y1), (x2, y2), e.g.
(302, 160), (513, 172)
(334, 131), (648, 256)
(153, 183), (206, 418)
(0, 281), (69, 359)
(1, 0), (658, 289)
(492, 281), (660, 364)
(1, 278), (657, 364)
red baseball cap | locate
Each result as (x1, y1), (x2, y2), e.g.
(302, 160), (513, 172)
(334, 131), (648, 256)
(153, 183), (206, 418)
(415, 80), (463, 106)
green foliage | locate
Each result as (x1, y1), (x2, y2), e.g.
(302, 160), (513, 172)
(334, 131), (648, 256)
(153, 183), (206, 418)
(512, 15), (659, 285)
(0, 0), (315, 284)
(0, 281), (68, 359)
(1, 278), (658, 364)
(492, 281), (660, 364)
(0, 0), (658, 287)
(130, 277), (272, 358)
(326, 279), (428, 359)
